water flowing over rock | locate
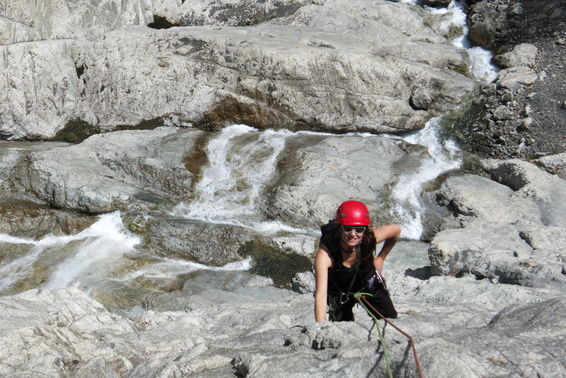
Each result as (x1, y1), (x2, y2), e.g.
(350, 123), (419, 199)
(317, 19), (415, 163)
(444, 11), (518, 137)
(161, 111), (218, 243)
(0, 0), (565, 376)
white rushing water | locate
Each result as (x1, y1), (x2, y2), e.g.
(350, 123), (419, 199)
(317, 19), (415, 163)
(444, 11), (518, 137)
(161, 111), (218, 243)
(42, 212), (141, 289)
(387, 0), (498, 239)
(0, 211), (252, 295)
(175, 124), (287, 221)
(121, 256), (253, 283)
(391, 119), (462, 239)
(172, 124), (306, 235)
(0, 213), (140, 292)
(428, 0), (499, 83)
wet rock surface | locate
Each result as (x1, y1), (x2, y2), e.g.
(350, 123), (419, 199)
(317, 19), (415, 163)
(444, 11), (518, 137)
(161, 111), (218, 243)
(0, 0), (565, 376)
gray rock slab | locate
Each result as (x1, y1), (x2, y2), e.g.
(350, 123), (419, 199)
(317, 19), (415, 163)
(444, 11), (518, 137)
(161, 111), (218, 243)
(434, 173), (542, 226)
(17, 127), (203, 213)
(0, 0), (476, 139)
(483, 158), (566, 228)
(0, 279), (563, 377)
(263, 133), (427, 228)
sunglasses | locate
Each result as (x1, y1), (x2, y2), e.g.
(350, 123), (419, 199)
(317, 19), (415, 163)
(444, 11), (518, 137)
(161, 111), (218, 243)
(342, 225), (366, 234)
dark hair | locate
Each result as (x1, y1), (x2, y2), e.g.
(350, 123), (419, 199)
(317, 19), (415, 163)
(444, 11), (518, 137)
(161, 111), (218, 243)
(359, 228), (377, 266)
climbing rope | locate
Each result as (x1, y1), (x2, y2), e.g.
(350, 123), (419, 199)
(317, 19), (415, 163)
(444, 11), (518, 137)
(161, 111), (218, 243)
(354, 293), (424, 378)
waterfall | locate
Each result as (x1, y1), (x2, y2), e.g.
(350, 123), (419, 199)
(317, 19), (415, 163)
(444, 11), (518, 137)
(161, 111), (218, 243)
(429, 0), (499, 82)
(172, 124), (304, 234)
(391, 119), (462, 239)
(388, 0), (498, 239)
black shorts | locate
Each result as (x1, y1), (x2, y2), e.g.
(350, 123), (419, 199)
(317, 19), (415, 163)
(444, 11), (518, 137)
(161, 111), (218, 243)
(329, 286), (397, 322)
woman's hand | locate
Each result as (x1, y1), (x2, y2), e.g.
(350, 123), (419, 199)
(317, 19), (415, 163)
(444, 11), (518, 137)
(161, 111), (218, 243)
(373, 255), (385, 272)
(371, 224), (401, 270)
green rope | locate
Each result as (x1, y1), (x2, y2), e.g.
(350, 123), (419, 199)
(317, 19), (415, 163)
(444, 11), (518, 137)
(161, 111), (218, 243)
(354, 292), (393, 378)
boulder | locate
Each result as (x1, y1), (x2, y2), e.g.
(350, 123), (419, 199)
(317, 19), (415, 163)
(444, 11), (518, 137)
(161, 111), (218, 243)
(496, 66), (538, 90)
(0, 0), (476, 140)
(433, 173), (541, 227)
(493, 43), (538, 68)
(145, 218), (255, 265)
(482, 159), (566, 228)
(428, 160), (566, 286)
(263, 133), (427, 228)
(14, 127), (203, 213)
(534, 152), (566, 179)
(428, 224), (566, 286)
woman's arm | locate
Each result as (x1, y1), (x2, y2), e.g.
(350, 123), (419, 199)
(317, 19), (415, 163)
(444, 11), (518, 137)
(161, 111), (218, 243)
(314, 246), (332, 322)
(371, 224), (401, 272)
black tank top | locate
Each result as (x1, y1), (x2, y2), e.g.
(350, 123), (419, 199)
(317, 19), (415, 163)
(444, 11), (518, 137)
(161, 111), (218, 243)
(322, 234), (365, 295)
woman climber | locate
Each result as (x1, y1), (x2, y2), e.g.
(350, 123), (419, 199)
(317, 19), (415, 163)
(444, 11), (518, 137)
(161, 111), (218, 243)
(314, 200), (401, 322)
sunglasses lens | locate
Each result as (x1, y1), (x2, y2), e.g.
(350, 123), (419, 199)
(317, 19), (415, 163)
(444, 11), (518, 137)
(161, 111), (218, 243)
(343, 226), (366, 234)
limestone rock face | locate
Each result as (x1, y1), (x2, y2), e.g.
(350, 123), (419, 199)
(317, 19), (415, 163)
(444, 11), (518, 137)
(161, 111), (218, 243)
(1, 278), (564, 377)
(0, 0), (476, 140)
(262, 134), (427, 228)
(428, 159), (566, 287)
(13, 127), (203, 213)
(483, 159), (566, 228)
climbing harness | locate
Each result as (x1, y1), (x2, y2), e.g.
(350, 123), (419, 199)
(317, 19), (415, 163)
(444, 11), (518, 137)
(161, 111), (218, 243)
(354, 293), (424, 378)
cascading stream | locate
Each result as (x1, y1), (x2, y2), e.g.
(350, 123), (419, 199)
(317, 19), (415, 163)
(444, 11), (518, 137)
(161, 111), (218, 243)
(173, 125), (289, 222)
(172, 124), (305, 234)
(391, 119), (462, 239)
(0, 213), (139, 294)
(389, 0), (498, 239)
(0, 0), (499, 301)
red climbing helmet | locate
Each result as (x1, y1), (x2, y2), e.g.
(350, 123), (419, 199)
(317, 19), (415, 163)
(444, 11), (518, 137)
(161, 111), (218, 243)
(336, 200), (370, 226)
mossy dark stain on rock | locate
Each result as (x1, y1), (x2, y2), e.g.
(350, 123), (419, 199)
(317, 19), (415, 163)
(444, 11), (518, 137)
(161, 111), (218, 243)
(183, 132), (210, 184)
(54, 118), (166, 143)
(198, 96), (292, 131)
(115, 117), (165, 131)
(239, 239), (312, 288)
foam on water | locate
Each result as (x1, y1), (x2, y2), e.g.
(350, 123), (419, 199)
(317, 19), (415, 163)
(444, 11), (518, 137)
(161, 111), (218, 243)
(173, 124), (308, 235)
(122, 256), (253, 282)
(42, 212), (140, 289)
(392, 118), (462, 239)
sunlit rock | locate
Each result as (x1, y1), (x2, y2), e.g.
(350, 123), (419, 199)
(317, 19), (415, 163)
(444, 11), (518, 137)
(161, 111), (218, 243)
(0, 0), (476, 140)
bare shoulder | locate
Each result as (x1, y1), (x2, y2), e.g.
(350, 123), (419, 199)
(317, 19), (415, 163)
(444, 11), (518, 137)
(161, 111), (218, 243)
(315, 244), (333, 269)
